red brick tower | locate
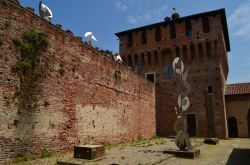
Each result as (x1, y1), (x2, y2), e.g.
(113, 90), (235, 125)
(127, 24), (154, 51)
(116, 9), (230, 138)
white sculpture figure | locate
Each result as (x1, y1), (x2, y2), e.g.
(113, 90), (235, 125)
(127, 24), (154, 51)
(172, 57), (184, 75)
(113, 53), (123, 62)
(85, 32), (97, 44)
(39, 0), (53, 22)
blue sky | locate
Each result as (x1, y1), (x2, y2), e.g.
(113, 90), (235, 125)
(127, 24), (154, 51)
(19, 0), (250, 84)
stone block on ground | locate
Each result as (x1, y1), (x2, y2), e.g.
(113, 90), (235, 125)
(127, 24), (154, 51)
(164, 149), (200, 159)
(204, 138), (219, 145)
(74, 145), (105, 160)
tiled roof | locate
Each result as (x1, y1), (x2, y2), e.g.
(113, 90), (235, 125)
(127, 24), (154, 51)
(225, 83), (250, 95)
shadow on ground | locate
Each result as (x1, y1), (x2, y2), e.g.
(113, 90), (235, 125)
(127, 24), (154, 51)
(226, 148), (250, 165)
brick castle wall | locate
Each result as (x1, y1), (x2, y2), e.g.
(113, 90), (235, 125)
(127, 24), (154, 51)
(0, 1), (155, 162)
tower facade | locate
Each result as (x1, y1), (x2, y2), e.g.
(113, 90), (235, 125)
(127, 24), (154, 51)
(116, 9), (230, 138)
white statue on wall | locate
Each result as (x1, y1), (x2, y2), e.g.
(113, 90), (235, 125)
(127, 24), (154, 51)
(39, 0), (53, 22)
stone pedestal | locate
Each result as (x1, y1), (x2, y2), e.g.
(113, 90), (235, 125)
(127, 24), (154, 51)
(74, 145), (105, 160)
(204, 138), (219, 145)
(164, 149), (200, 159)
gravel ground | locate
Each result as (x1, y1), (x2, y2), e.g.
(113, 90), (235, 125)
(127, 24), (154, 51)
(4, 138), (250, 165)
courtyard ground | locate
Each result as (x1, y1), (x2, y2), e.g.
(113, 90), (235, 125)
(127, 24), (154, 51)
(4, 138), (250, 165)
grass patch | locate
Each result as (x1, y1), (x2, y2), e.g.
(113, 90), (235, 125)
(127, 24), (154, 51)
(40, 147), (52, 158)
(13, 155), (36, 163)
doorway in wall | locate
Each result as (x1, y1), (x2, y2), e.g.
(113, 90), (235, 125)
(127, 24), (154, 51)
(186, 114), (197, 137)
(228, 117), (238, 138)
(248, 109), (250, 138)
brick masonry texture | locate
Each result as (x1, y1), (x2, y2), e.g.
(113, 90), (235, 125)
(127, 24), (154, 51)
(117, 10), (229, 139)
(0, 1), (155, 162)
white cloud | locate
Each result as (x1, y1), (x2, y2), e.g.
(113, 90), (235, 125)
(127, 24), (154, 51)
(115, 1), (128, 11)
(127, 16), (137, 24)
(115, 0), (167, 25)
(229, 0), (250, 39)
(127, 14), (151, 24)
(127, 5), (168, 25)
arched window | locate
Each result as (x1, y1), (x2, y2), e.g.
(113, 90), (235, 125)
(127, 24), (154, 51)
(198, 43), (203, 62)
(134, 54), (138, 65)
(182, 46), (188, 64)
(190, 45), (195, 64)
(147, 52), (152, 65)
(141, 53), (145, 65)
(154, 51), (159, 66)
(206, 42), (212, 61)
(176, 47), (180, 57)
(164, 64), (174, 79)
(127, 55), (132, 66)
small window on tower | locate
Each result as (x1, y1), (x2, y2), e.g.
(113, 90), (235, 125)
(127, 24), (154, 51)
(208, 85), (213, 94)
(127, 55), (132, 66)
(155, 26), (161, 42)
(170, 23), (176, 39)
(128, 33), (133, 47)
(203, 16), (210, 33)
(176, 47), (180, 57)
(185, 20), (192, 37)
(142, 30), (147, 44)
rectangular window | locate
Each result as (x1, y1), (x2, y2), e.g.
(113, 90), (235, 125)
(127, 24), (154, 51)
(170, 23), (176, 39)
(176, 48), (180, 57)
(146, 73), (155, 83)
(164, 64), (174, 79)
(127, 55), (132, 66)
(128, 33), (133, 47)
(206, 42), (212, 60)
(142, 30), (147, 44)
(208, 85), (213, 94)
(203, 16), (210, 33)
(185, 20), (192, 37)
(141, 53), (145, 65)
(155, 26), (161, 41)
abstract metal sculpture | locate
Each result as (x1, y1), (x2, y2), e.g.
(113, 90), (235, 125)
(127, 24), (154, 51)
(39, 0), (53, 22)
(85, 32), (97, 45)
(173, 57), (192, 150)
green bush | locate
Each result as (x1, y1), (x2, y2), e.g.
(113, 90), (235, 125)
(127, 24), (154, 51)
(11, 30), (49, 112)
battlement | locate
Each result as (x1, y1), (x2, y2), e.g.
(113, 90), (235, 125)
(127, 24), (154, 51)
(116, 9), (230, 80)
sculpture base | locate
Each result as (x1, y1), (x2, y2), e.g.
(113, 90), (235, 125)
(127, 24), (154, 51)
(74, 144), (105, 160)
(164, 149), (200, 159)
(204, 138), (219, 145)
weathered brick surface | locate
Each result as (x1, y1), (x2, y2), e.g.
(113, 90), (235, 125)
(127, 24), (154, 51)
(0, 1), (155, 162)
(117, 10), (229, 139)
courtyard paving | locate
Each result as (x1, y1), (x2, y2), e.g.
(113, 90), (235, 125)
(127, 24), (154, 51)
(4, 138), (250, 165)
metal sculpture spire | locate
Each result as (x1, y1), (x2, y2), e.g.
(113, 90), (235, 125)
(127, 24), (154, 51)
(172, 57), (192, 150)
